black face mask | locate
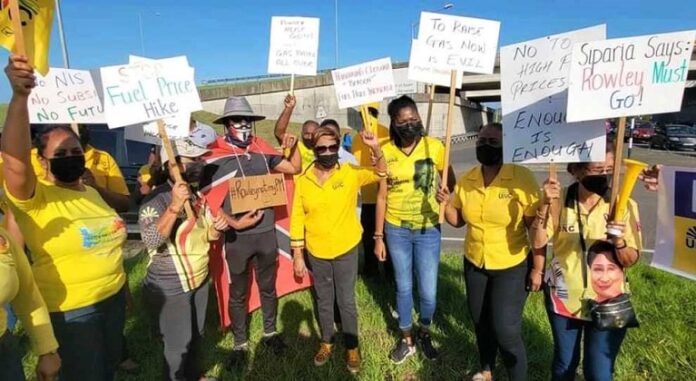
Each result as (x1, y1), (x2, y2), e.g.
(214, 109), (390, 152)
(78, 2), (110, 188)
(476, 144), (503, 166)
(183, 161), (205, 185)
(316, 153), (339, 169)
(50, 155), (86, 183)
(390, 121), (423, 148)
(581, 174), (610, 196)
(302, 138), (313, 148)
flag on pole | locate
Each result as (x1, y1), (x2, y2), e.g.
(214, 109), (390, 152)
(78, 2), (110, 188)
(0, 0), (54, 74)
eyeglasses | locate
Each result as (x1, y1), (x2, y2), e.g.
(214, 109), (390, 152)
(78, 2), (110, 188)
(314, 144), (339, 154)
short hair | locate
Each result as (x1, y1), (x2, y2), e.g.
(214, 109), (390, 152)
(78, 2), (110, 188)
(319, 119), (340, 134)
(587, 240), (623, 269)
(387, 95), (418, 120)
(312, 126), (340, 147)
(33, 124), (80, 158)
(479, 122), (502, 132)
(567, 137), (616, 175)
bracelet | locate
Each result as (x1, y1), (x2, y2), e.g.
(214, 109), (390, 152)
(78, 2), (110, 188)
(373, 233), (384, 240)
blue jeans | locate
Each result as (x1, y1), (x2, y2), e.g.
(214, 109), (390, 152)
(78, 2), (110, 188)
(385, 222), (441, 331)
(50, 287), (126, 381)
(545, 289), (627, 381)
(5, 304), (17, 330)
(0, 331), (25, 381)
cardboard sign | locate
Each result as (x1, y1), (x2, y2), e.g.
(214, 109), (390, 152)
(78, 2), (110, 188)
(268, 16), (320, 76)
(567, 30), (695, 122)
(99, 56), (201, 128)
(28, 68), (106, 124)
(408, 39), (463, 87)
(501, 25), (607, 164)
(416, 12), (500, 74)
(331, 57), (396, 109)
(229, 173), (288, 214)
(654, 166), (696, 281)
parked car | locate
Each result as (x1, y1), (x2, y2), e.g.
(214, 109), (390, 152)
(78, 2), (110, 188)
(650, 124), (696, 151)
(624, 122), (655, 143)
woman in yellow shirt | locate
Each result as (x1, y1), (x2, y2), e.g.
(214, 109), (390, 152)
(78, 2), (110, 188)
(0, 230), (61, 380)
(530, 141), (641, 381)
(3, 55), (128, 381)
(439, 123), (541, 381)
(291, 126), (385, 373)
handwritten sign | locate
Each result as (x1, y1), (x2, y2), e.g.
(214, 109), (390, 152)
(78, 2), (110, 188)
(567, 30), (696, 122)
(99, 56), (202, 128)
(268, 16), (320, 76)
(501, 25), (607, 164)
(408, 39), (463, 87)
(331, 57), (396, 109)
(28, 68), (105, 124)
(416, 12), (500, 74)
(229, 174), (288, 214)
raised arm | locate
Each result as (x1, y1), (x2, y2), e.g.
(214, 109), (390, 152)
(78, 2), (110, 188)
(274, 95), (296, 144)
(1, 55), (37, 201)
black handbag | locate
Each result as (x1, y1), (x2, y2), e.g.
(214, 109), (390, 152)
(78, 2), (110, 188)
(571, 185), (639, 330)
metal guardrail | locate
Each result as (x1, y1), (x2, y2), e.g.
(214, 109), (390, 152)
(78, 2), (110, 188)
(439, 132), (478, 145)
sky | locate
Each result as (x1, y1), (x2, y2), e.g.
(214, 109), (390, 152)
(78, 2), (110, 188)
(0, 0), (694, 100)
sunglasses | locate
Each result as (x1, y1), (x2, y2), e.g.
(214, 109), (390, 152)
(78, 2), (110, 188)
(314, 144), (339, 154)
(226, 117), (252, 128)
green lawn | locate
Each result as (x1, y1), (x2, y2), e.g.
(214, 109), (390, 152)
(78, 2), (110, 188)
(17, 252), (696, 380)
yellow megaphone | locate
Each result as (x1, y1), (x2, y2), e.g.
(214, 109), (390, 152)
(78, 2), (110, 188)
(611, 158), (648, 221)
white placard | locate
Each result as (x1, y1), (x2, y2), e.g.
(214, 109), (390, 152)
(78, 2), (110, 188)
(124, 125), (161, 145)
(416, 12), (500, 74)
(268, 16), (320, 76)
(100, 56), (201, 128)
(408, 39), (463, 88)
(28, 68), (105, 124)
(331, 57), (396, 109)
(393, 69), (418, 95)
(567, 30), (695, 122)
(501, 25), (607, 164)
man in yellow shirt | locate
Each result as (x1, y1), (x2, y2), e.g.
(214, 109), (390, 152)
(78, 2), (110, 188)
(274, 94), (319, 169)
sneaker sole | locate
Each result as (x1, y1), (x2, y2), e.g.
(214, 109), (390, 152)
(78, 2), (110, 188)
(390, 348), (416, 365)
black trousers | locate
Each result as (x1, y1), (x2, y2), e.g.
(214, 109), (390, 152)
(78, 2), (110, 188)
(225, 230), (279, 345)
(360, 204), (392, 279)
(464, 258), (530, 381)
(144, 281), (209, 381)
(306, 246), (360, 349)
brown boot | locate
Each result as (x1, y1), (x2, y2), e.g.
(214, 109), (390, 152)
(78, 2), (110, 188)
(314, 342), (333, 366)
(346, 348), (361, 374)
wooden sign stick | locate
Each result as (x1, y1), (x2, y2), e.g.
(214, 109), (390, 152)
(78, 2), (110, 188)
(290, 74), (295, 96)
(425, 83), (436, 135)
(609, 116), (627, 219)
(157, 119), (195, 220)
(544, 162), (557, 228)
(9, 0), (26, 55)
(438, 70), (457, 224)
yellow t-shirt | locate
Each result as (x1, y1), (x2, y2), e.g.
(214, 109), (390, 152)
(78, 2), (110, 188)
(451, 164), (540, 270)
(291, 164), (382, 259)
(383, 137), (445, 229)
(0, 228), (58, 354)
(545, 185), (642, 320)
(5, 181), (127, 312)
(32, 146), (130, 196)
(351, 124), (390, 204)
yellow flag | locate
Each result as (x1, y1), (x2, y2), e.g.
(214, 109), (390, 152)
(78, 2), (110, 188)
(0, 0), (54, 75)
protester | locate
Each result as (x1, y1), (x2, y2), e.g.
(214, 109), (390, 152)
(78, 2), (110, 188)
(291, 126), (386, 373)
(199, 96), (300, 370)
(438, 122), (541, 381)
(530, 141), (642, 381)
(139, 139), (225, 381)
(274, 94), (319, 169)
(374, 95), (455, 363)
(319, 119), (359, 167)
(138, 145), (160, 198)
(352, 103), (392, 278)
(2, 54), (128, 381)
(0, 230), (61, 381)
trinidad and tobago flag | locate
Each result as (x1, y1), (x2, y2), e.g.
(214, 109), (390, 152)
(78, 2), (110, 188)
(200, 136), (312, 329)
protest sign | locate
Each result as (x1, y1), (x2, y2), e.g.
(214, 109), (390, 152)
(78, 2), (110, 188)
(28, 68), (106, 124)
(229, 174), (288, 214)
(416, 12), (500, 74)
(268, 16), (320, 76)
(654, 166), (696, 281)
(501, 25), (607, 164)
(408, 39), (463, 88)
(99, 56), (201, 128)
(331, 57), (396, 109)
(567, 30), (695, 122)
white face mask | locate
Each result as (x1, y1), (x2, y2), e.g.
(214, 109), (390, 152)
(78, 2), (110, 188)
(229, 126), (252, 142)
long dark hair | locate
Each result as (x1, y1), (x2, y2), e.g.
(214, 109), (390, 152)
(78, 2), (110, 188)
(387, 95), (423, 142)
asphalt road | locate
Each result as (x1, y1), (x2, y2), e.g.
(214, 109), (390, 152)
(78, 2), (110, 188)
(441, 143), (696, 252)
